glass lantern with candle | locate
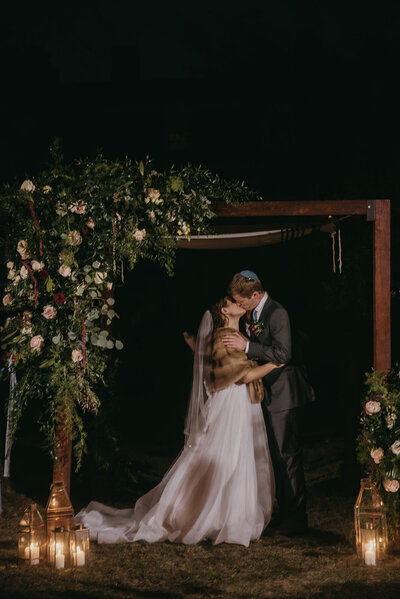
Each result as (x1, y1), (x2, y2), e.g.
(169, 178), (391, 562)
(48, 527), (71, 569)
(70, 524), (90, 567)
(354, 478), (388, 565)
(45, 481), (74, 534)
(18, 504), (46, 565)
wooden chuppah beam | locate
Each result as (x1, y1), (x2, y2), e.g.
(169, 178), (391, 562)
(373, 200), (391, 371)
(216, 200), (369, 217)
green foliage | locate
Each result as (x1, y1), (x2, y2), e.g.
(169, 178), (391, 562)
(0, 147), (260, 470)
(356, 367), (400, 536)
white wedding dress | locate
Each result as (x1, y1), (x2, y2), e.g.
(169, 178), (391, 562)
(75, 383), (275, 547)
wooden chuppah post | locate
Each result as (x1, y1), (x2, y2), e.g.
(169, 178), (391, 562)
(53, 417), (72, 496)
(372, 200), (391, 371)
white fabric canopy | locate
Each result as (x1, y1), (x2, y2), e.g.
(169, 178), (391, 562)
(176, 228), (314, 250)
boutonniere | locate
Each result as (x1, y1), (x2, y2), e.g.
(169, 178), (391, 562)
(249, 320), (265, 337)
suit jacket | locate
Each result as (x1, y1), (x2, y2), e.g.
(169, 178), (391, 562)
(243, 296), (316, 413)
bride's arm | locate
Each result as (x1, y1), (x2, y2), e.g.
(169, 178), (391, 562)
(241, 362), (284, 383)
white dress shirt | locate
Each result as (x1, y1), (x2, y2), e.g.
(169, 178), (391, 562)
(245, 292), (269, 353)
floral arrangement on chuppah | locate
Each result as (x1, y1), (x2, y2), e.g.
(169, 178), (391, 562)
(357, 367), (400, 537)
(0, 143), (260, 468)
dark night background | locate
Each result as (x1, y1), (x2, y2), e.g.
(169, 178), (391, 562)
(1, 1), (400, 505)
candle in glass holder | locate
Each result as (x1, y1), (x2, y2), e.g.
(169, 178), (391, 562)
(55, 542), (65, 569)
(24, 543), (40, 565)
(364, 540), (376, 566)
(76, 546), (85, 566)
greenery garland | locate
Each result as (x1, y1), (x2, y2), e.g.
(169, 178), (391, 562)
(357, 367), (400, 537)
(0, 143), (261, 469)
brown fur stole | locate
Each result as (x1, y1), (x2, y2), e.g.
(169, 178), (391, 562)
(209, 327), (264, 403)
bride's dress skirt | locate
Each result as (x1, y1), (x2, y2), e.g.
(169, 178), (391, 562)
(75, 384), (275, 547)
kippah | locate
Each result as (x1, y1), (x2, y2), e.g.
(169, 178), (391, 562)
(239, 270), (259, 280)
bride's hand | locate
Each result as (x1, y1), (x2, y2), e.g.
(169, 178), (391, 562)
(183, 331), (196, 353)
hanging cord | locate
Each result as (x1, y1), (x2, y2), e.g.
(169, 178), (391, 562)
(338, 226), (342, 274)
(330, 225), (343, 274)
(331, 229), (336, 273)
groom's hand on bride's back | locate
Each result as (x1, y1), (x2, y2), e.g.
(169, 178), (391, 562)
(222, 332), (247, 351)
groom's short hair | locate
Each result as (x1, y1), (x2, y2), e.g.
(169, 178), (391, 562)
(228, 273), (264, 298)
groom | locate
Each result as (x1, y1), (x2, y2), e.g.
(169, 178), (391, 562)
(223, 270), (315, 535)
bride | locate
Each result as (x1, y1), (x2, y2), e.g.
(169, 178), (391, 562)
(76, 297), (282, 546)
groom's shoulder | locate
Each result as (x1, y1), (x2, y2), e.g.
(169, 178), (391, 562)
(268, 297), (287, 313)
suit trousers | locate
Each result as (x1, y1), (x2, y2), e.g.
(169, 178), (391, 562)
(262, 404), (307, 519)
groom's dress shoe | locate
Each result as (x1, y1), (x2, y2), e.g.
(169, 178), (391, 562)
(268, 516), (308, 536)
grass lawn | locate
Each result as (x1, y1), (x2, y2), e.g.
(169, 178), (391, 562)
(1, 437), (400, 599)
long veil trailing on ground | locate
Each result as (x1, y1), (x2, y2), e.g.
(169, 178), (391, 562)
(183, 309), (213, 448)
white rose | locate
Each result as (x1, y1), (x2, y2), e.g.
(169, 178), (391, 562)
(56, 202), (68, 216)
(7, 269), (16, 280)
(20, 179), (35, 193)
(391, 440), (400, 456)
(12, 275), (21, 286)
(386, 413), (397, 430)
(148, 210), (156, 222)
(21, 325), (33, 336)
(20, 265), (29, 279)
(43, 185), (52, 194)
(67, 230), (82, 246)
(147, 188), (160, 201)
(31, 260), (44, 271)
(6, 261), (14, 269)
(93, 272), (107, 285)
(86, 218), (95, 229)
(58, 264), (72, 277)
(92, 261), (101, 269)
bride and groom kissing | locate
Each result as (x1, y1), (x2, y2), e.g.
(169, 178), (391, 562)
(76, 270), (316, 546)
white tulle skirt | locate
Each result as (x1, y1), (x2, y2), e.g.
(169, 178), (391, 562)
(75, 384), (275, 547)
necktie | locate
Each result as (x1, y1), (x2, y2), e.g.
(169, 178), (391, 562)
(251, 309), (257, 322)
(250, 309), (257, 340)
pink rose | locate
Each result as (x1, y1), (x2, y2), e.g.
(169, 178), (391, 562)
(133, 228), (146, 242)
(2, 294), (13, 306)
(365, 400), (381, 415)
(370, 448), (384, 464)
(69, 201), (86, 214)
(17, 240), (30, 260)
(383, 479), (400, 493)
(72, 349), (83, 363)
(147, 188), (160, 201)
(30, 335), (44, 352)
(42, 305), (57, 319)
(67, 230), (82, 246)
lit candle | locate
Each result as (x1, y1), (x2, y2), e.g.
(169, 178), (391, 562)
(25, 543), (40, 565)
(76, 546), (85, 566)
(55, 542), (65, 569)
(364, 540), (376, 566)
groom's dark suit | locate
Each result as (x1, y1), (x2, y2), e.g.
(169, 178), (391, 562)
(242, 295), (315, 525)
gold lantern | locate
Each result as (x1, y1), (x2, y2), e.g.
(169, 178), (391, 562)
(354, 478), (388, 565)
(45, 481), (74, 534)
(48, 527), (71, 569)
(18, 504), (46, 565)
(70, 524), (90, 567)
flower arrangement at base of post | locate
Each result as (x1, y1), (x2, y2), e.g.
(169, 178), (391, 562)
(0, 143), (261, 469)
(357, 367), (400, 541)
